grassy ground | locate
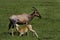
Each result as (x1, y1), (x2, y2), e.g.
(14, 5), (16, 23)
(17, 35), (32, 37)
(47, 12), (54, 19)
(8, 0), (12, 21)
(0, 0), (60, 40)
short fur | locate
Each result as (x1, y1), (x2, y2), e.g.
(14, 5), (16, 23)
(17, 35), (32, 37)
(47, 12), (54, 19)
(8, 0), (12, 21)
(16, 24), (39, 38)
(8, 7), (41, 36)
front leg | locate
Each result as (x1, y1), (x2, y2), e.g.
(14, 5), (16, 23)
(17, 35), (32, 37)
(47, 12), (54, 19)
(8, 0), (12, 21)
(19, 33), (23, 36)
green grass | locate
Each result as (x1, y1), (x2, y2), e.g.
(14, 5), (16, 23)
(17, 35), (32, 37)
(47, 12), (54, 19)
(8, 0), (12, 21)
(0, 0), (60, 40)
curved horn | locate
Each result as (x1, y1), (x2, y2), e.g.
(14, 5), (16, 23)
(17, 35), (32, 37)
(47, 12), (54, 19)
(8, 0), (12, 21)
(32, 7), (37, 11)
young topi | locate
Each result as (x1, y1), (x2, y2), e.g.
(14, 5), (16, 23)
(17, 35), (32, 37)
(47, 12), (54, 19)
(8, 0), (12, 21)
(16, 24), (39, 39)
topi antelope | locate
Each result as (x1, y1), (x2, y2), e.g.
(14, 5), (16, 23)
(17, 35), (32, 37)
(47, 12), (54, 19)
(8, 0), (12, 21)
(16, 24), (39, 39)
(8, 7), (42, 36)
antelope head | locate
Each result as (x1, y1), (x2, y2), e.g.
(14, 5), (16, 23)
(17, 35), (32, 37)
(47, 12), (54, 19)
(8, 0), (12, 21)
(32, 7), (42, 19)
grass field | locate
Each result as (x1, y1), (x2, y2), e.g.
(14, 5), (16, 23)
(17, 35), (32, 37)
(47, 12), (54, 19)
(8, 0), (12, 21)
(0, 0), (60, 40)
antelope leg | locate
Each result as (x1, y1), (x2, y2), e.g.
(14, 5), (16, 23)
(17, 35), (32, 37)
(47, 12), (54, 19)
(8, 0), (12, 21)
(30, 29), (38, 38)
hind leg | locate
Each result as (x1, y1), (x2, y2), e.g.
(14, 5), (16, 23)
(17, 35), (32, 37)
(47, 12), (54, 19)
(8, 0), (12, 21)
(8, 22), (14, 36)
(8, 20), (17, 36)
(8, 22), (13, 34)
(11, 20), (17, 36)
(11, 25), (14, 36)
(8, 22), (12, 30)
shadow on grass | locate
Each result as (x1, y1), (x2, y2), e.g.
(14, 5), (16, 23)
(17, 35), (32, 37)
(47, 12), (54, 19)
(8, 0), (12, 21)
(0, 31), (28, 36)
(0, 31), (19, 37)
